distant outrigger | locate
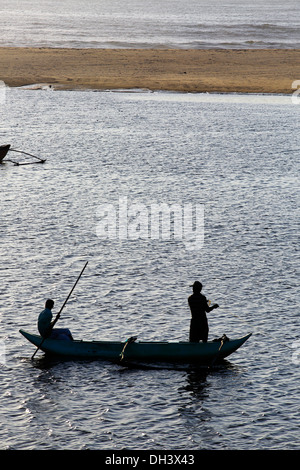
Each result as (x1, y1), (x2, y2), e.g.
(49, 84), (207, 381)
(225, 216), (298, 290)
(0, 144), (46, 165)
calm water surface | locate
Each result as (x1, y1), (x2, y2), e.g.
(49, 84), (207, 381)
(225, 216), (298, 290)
(0, 88), (299, 450)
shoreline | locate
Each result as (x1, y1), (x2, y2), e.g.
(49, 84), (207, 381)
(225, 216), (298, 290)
(1, 47), (299, 94)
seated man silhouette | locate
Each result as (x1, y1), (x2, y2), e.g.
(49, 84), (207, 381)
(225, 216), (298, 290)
(38, 299), (73, 340)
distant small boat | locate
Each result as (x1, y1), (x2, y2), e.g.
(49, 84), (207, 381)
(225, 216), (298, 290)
(0, 144), (47, 165)
(0, 144), (10, 162)
(19, 329), (252, 365)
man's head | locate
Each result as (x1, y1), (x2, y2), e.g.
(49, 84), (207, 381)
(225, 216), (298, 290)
(45, 299), (54, 310)
(191, 281), (202, 293)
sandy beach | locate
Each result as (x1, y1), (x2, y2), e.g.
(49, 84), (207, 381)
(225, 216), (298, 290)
(1, 47), (299, 94)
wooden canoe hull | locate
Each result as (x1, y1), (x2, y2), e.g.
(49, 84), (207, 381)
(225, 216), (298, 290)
(20, 329), (252, 364)
(0, 144), (10, 162)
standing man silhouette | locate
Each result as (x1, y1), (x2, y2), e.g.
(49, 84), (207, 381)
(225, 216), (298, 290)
(188, 281), (219, 342)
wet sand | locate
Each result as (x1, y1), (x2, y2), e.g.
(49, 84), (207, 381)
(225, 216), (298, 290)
(1, 47), (299, 94)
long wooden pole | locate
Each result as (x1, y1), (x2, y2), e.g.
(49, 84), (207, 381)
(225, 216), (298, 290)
(31, 261), (88, 360)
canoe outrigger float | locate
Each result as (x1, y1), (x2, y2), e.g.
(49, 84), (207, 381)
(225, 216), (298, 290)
(19, 329), (252, 365)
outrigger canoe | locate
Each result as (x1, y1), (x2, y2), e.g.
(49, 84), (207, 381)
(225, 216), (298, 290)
(20, 329), (252, 365)
(0, 144), (10, 162)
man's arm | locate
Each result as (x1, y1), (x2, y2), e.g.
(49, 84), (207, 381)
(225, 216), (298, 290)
(206, 303), (219, 312)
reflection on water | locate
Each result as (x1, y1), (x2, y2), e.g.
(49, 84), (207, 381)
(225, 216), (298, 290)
(182, 361), (238, 401)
